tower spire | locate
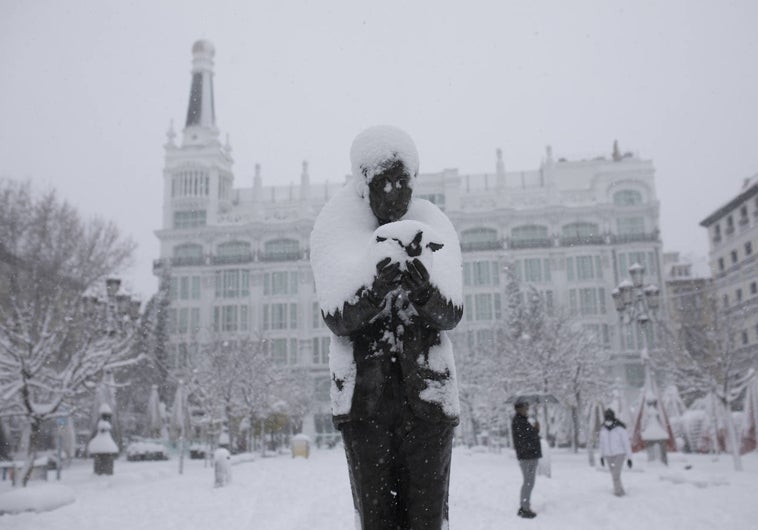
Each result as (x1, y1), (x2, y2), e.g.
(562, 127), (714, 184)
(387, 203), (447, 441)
(183, 40), (219, 146)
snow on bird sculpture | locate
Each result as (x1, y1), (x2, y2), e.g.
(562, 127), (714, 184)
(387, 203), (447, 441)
(373, 220), (444, 275)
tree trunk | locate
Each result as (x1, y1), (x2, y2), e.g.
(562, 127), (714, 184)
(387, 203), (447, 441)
(570, 405), (580, 454)
(22, 418), (43, 487)
(721, 399), (743, 471)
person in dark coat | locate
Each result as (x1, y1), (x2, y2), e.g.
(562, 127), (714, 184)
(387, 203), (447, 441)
(512, 400), (542, 519)
(311, 126), (464, 530)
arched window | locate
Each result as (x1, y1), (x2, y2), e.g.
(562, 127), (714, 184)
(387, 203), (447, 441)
(511, 225), (548, 241)
(613, 190), (642, 206)
(215, 241), (252, 264)
(173, 243), (203, 265)
(217, 241), (251, 257)
(511, 225), (550, 249)
(263, 238), (300, 261)
(460, 227), (499, 251)
(561, 222), (599, 238)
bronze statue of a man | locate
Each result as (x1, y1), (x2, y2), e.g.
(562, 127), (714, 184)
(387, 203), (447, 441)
(311, 125), (463, 529)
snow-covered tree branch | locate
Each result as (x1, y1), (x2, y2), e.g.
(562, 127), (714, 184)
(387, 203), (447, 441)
(0, 179), (138, 485)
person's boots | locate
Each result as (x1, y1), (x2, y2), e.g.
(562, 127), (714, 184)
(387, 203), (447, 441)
(518, 507), (537, 518)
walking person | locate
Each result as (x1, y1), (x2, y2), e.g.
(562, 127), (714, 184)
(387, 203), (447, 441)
(599, 408), (633, 496)
(511, 399), (542, 519)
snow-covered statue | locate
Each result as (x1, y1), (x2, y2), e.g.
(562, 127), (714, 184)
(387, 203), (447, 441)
(311, 125), (463, 529)
(213, 447), (232, 487)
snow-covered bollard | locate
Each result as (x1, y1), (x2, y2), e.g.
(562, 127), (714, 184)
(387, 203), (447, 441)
(537, 438), (552, 478)
(213, 448), (231, 487)
(88, 419), (118, 475)
(291, 433), (311, 459)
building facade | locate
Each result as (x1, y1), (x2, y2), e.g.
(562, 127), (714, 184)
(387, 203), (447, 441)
(155, 41), (666, 441)
(662, 252), (714, 359)
(700, 176), (758, 358)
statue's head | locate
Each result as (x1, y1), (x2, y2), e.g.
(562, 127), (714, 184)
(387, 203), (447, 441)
(368, 159), (413, 224)
(350, 125), (419, 224)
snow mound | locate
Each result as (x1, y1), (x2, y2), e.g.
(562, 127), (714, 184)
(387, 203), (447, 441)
(0, 484), (75, 515)
(658, 471), (730, 488)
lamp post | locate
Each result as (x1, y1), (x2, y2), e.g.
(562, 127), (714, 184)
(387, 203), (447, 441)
(84, 278), (141, 476)
(611, 263), (672, 464)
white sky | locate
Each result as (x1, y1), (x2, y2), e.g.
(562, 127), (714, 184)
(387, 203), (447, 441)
(1, 0), (757, 300)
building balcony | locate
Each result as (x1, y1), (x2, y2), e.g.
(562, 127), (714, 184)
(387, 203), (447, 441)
(154, 248), (309, 270)
(259, 250), (304, 262)
(153, 256), (205, 272)
(559, 235), (607, 247)
(611, 231), (660, 244)
(460, 240), (503, 252)
(508, 238), (553, 249)
(211, 254), (254, 265)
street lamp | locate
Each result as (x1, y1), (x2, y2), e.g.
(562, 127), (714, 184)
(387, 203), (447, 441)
(612, 263), (671, 464)
(83, 278), (141, 476)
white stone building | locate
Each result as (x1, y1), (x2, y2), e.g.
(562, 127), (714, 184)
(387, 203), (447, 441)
(155, 41), (666, 443)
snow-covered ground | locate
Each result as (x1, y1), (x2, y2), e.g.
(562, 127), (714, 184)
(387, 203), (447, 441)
(2, 447), (757, 529)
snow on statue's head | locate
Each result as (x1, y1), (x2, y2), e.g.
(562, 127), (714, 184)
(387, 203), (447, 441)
(350, 125), (419, 201)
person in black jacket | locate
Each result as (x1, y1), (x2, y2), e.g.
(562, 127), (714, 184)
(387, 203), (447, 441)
(512, 400), (542, 519)
(313, 126), (463, 530)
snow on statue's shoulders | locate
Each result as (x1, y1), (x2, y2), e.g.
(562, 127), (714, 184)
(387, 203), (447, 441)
(310, 182), (378, 314)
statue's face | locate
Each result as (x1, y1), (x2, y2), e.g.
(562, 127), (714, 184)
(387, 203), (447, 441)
(368, 160), (412, 224)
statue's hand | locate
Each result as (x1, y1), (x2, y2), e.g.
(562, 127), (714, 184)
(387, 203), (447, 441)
(403, 258), (431, 305)
(368, 258), (402, 304)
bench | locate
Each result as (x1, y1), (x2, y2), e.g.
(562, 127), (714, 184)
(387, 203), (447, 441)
(0, 460), (48, 485)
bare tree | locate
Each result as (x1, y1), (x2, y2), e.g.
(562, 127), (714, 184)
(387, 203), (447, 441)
(235, 336), (276, 453)
(550, 315), (610, 452)
(495, 274), (611, 447)
(0, 179), (137, 485)
(658, 287), (755, 471)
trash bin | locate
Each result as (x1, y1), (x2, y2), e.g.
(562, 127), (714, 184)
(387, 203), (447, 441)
(88, 419), (119, 475)
(93, 453), (115, 475)
(291, 434), (310, 459)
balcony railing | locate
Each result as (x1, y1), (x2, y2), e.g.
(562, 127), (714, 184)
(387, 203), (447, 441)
(259, 250), (304, 262)
(611, 231), (660, 244)
(508, 238), (553, 249)
(154, 249), (305, 270)
(460, 240), (503, 252)
(559, 235), (606, 247)
(211, 254), (254, 265)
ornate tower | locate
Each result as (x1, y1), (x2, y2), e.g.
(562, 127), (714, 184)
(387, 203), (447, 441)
(161, 40), (234, 233)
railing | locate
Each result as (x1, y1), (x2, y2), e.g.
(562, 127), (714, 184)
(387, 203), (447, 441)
(153, 256), (206, 270)
(559, 235), (606, 247)
(611, 232), (660, 244)
(170, 256), (207, 266)
(508, 238), (553, 249)
(259, 250), (304, 262)
(154, 249), (307, 269)
(460, 240), (503, 252)
(211, 254), (254, 265)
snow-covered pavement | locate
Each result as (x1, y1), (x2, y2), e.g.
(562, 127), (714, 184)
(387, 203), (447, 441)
(2, 447), (757, 529)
